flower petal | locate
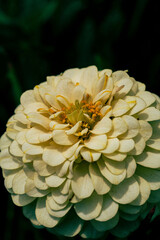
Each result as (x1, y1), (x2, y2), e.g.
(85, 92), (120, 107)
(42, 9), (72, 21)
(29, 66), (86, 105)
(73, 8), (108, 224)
(43, 145), (66, 167)
(91, 116), (112, 134)
(36, 197), (60, 228)
(27, 112), (50, 130)
(118, 139), (135, 153)
(26, 127), (52, 144)
(128, 97), (146, 115)
(11, 193), (35, 206)
(10, 140), (23, 157)
(74, 191), (103, 220)
(71, 162), (94, 199)
(91, 214), (119, 231)
(20, 90), (37, 107)
(80, 148), (101, 162)
(125, 156), (136, 178)
(103, 156), (125, 175)
(53, 130), (78, 146)
(112, 99), (130, 117)
(109, 177), (139, 204)
(137, 165), (160, 190)
(121, 115), (139, 139)
(100, 138), (119, 154)
(80, 66), (98, 95)
(129, 134), (146, 155)
(97, 159), (126, 185)
(114, 78), (133, 99)
(45, 174), (66, 187)
(95, 195), (119, 221)
(89, 163), (111, 194)
(108, 117), (127, 137)
(138, 120), (152, 141)
(12, 169), (27, 194)
(84, 134), (107, 150)
(135, 148), (160, 168)
(136, 91), (156, 107)
(138, 107), (160, 121)
(131, 175), (151, 206)
(22, 142), (44, 155)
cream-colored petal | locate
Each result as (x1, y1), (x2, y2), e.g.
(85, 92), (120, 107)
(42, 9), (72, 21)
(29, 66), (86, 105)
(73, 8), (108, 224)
(45, 174), (66, 187)
(114, 78), (133, 99)
(136, 91), (156, 107)
(135, 148), (160, 168)
(33, 159), (55, 176)
(74, 191), (103, 220)
(47, 193), (68, 211)
(11, 193), (35, 206)
(123, 96), (136, 109)
(16, 130), (27, 145)
(125, 156), (136, 178)
(100, 105), (112, 117)
(128, 97), (146, 115)
(111, 99), (130, 117)
(131, 175), (151, 206)
(100, 138), (119, 154)
(72, 85), (85, 103)
(97, 159), (126, 185)
(120, 115), (139, 139)
(80, 222), (104, 239)
(138, 107), (160, 121)
(53, 130), (78, 146)
(89, 163), (111, 194)
(24, 102), (48, 115)
(91, 116), (112, 134)
(62, 141), (80, 159)
(20, 90), (37, 107)
(80, 148), (101, 162)
(27, 112), (50, 130)
(26, 127), (52, 144)
(66, 121), (82, 135)
(112, 70), (129, 82)
(137, 81), (146, 91)
(22, 142), (43, 155)
(95, 195), (119, 221)
(84, 134), (107, 150)
(13, 113), (30, 125)
(109, 177), (139, 204)
(118, 139), (135, 153)
(51, 188), (69, 205)
(129, 134), (145, 155)
(46, 201), (72, 218)
(45, 93), (61, 109)
(103, 152), (127, 161)
(71, 162), (94, 199)
(25, 179), (49, 197)
(147, 139), (160, 150)
(36, 197), (60, 228)
(55, 161), (70, 178)
(103, 156), (125, 175)
(80, 66), (98, 95)
(34, 173), (48, 190)
(0, 133), (12, 150)
(49, 121), (69, 130)
(137, 165), (160, 190)
(12, 169), (27, 194)
(94, 73), (110, 95)
(43, 145), (66, 167)
(63, 68), (83, 84)
(10, 140), (23, 157)
(93, 89), (111, 103)
(108, 117), (127, 137)
(0, 155), (22, 170)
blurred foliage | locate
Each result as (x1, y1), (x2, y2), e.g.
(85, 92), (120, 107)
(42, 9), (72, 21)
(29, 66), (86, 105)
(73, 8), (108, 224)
(0, 0), (160, 239)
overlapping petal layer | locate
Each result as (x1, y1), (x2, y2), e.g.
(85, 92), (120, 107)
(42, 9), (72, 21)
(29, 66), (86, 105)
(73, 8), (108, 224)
(1, 66), (160, 238)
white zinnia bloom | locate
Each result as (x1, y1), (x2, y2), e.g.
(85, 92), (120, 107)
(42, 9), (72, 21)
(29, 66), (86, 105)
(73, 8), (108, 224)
(1, 66), (160, 238)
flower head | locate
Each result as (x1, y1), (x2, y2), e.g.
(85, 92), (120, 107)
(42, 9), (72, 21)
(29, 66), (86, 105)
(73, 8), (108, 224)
(1, 66), (160, 238)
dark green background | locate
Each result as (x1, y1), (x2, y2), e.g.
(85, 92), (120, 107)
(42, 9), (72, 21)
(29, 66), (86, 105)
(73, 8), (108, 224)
(0, 0), (160, 239)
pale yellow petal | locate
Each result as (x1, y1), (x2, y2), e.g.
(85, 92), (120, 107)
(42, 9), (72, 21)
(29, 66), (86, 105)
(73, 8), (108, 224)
(80, 148), (101, 162)
(71, 162), (94, 199)
(36, 197), (60, 228)
(136, 91), (156, 107)
(125, 156), (136, 178)
(84, 134), (107, 150)
(118, 139), (135, 153)
(45, 174), (66, 187)
(27, 112), (50, 130)
(12, 169), (27, 194)
(43, 145), (66, 167)
(135, 148), (160, 168)
(128, 97), (146, 115)
(109, 177), (139, 204)
(129, 134), (146, 155)
(103, 155), (125, 175)
(131, 175), (151, 206)
(108, 117), (127, 137)
(120, 115), (139, 139)
(53, 130), (78, 145)
(11, 193), (35, 206)
(112, 99), (130, 117)
(10, 140), (23, 157)
(26, 127), (52, 144)
(91, 116), (112, 134)
(80, 66), (98, 95)
(100, 138), (119, 154)
(22, 142), (43, 155)
(138, 107), (160, 121)
(20, 90), (36, 107)
(114, 78), (133, 99)
(95, 195), (118, 221)
(89, 163), (111, 194)
(74, 191), (103, 220)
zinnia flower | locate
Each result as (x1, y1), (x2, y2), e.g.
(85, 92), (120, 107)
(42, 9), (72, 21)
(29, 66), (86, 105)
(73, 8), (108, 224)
(1, 66), (160, 238)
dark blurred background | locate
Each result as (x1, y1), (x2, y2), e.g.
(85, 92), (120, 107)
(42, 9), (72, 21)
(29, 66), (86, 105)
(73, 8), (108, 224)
(0, 0), (160, 239)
